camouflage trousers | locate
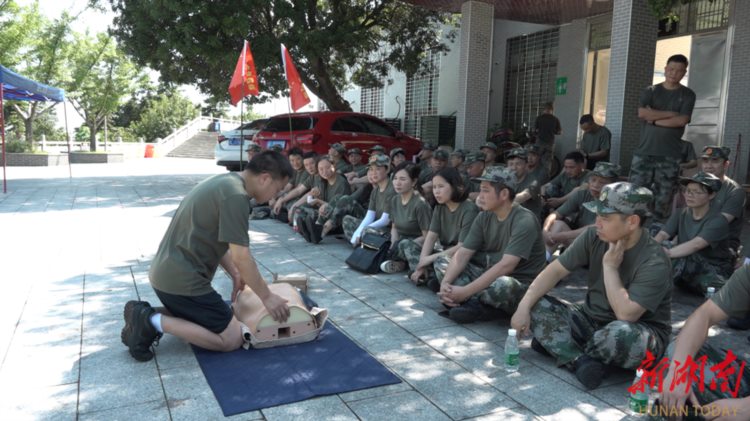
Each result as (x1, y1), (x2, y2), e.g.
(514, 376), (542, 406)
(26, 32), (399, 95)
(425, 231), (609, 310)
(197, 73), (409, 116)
(629, 154), (681, 222)
(433, 255), (528, 314)
(397, 238), (440, 285)
(319, 195), (366, 230)
(342, 215), (387, 241)
(249, 198), (271, 220)
(672, 253), (731, 295)
(530, 295), (663, 369)
(647, 341), (750, 420)
(293, 204), (320, 223)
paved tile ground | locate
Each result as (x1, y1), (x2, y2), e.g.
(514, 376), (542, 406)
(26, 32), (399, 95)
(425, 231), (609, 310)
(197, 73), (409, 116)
(1, 158), (748, 420)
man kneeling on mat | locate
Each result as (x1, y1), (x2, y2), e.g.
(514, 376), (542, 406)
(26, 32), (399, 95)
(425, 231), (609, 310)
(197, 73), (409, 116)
(121, 151), (293, 361)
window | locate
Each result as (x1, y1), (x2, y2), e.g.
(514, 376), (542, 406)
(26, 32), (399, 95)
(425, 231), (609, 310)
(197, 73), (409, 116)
(360, 117), (394, 137)
(404, 50), (440, 138)
(331, 116), (366, 133)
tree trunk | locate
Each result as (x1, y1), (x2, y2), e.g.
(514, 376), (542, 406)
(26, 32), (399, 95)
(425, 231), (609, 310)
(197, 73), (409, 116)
(305, 56), (352, 112)
(24, 116), (34, 145)
(88, 122), (99, 152)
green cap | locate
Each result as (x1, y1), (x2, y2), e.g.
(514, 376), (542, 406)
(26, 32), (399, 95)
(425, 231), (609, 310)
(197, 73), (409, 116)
(368, 154), (391, 167)
(583, 182), (652, 216)
(679, 171), (722, 193)
(330, 143), (346, 154)
(465, 152), (486, 165)
(480, 143), (498, 151)
(525, 144), (542, 155)
(370, 145), (386, 153)
(347, 147), (362, 155)
(472, 165), (516, 192)
(245, 143), (262, 152)
(506, 148), (528, 161)
(433, 149), (450, 161)
(390, 147), (405, 158)
(591, 162), (621, 179)
(701, 145), (730, 160)
(421, 143), (437, 151)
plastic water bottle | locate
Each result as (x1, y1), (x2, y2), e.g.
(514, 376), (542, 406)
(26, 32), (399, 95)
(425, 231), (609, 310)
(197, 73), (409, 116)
(504, 329), (520, 372)
(706, 287), (716, 300)
(628, 369), (650, 416)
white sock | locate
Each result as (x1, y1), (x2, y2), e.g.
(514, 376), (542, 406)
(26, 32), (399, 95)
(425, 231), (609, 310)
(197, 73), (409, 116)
(150, 313), (163, 333)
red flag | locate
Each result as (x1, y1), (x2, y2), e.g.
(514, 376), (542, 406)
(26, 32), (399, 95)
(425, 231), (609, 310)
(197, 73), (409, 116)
(228, 40), (259, 106)
(281, 44), (311, 111)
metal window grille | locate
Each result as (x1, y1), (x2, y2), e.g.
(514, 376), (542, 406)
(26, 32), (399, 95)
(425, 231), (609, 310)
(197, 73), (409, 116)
(502, 28), (559, 132)
(589, 17), (612, 50)
(360, 86), (384, 118)
(404, 50), (440, 138)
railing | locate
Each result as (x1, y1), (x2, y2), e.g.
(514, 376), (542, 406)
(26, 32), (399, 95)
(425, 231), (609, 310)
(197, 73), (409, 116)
(153, 116), (240, 156)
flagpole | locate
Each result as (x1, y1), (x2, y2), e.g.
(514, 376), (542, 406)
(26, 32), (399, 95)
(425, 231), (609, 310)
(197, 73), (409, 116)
(239, 41), (246, 171)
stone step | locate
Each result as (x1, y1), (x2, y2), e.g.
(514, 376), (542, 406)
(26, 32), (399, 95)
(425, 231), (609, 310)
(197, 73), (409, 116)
(166, 131), (217, 159)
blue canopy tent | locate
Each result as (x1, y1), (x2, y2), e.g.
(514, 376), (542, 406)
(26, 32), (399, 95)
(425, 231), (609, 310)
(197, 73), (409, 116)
(0, 65), (69, 193)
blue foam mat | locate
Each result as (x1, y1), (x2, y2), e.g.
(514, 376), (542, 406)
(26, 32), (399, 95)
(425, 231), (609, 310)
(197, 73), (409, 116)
(192, 323), (402, 416)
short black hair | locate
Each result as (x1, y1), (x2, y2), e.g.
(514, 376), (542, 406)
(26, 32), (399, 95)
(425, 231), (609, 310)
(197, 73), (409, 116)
(433, 167), (469, 203)
(667, 54), (689, 67)
(491, 182), (516, 201)
(288, 147), (304, 157)
(302, 151), (318, 161)
(393, 162), (420, 181)
(543, 102), (554, 111)
(316, 155), (332, 165)
(245, 150), (294, 180)
(579, 114), (594, 125)
(564, 151), (585, 164)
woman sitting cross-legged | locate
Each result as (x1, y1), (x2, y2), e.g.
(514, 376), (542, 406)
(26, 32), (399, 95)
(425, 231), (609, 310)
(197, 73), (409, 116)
(380, 162), (433, 274)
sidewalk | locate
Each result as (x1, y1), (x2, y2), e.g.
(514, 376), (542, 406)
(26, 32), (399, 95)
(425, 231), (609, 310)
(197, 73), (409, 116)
(0, 158), (747, 420)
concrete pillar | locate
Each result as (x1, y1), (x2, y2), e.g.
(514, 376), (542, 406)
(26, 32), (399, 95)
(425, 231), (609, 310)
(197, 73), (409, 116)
(604, 0), (658, 171)
(724, 0), (750, 183)
(455, 1), (494, 151)
(554, 19), (588, 159)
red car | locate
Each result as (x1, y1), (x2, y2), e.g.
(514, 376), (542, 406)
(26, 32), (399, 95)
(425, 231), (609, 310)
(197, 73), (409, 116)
(253, 111), (421, 159)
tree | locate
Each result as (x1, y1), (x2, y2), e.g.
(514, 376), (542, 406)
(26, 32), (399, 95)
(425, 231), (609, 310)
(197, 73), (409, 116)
(130, 91), (199, 142)
(66, 32), (147, 151)
(107, 0), (454, 111)
(0, 1), (43, 69)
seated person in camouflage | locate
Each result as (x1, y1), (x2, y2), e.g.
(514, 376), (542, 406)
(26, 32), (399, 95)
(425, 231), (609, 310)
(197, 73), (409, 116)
(700, 146), (745, 258)
(542, 150), (589, 209)
(463, 152), (485, 201)
(542, 162), (620, 261)
(653, 172), (733, 295)
(345, 154), (397, 245)
(436, 166), (546, 324)
(272, 151), (317, 221)
(390, 147), (406, 168)
(266, 148), (306, 221)
(420, 149), (450, 203)
(379, 163), (433, 273)
(344, 148), (368, 182)
(329, 143), (352, 175)
(450, 149), (466, 172)
(578, 114), (611, 170)
(408, 168), (479, 291)
(657, 265), (750, 419)
(246, 143), (262, 162)
(525, 144), (550, 185)
(480, 143), (499, 167)
(417, 143), (437, 173)
(246, 143), (270, 218)
(507, 148), (542, 220)
(511, 182), (672, 390)
(347, 145), (387, 189)
(294, 156), (352, 244)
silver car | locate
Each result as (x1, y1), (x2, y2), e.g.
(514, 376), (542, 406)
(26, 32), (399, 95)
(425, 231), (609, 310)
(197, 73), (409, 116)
(214, 118), (268, 171)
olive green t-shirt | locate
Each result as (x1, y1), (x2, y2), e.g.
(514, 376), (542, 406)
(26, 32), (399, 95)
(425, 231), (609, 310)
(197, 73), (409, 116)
(712, 265), (750, 318)
(515, 172), (542, 219)
(418, 167), (434, 186)
(710, 176), (745, 245)
(149, 173), (251, 296)
(528, 165), (550, 185)
(335, 159), (352, 175)
(461, 204), (546, 283)
(663, 208), (732, 269)
(548, 170), (590, 196)
(555, 189), (596, 228)
(635, 84), (696, 158)
(557, 227), (672, 346)
(314, 173), (351, 203)
(429, 200), (479, 247)
(352, 164), (368, 177)
(300, 171), (316, 189)
(581, 126), (612, 160)
(368, 182), (397, 219)
(388, 193), (432, 238)
(292, 168), (308, 188)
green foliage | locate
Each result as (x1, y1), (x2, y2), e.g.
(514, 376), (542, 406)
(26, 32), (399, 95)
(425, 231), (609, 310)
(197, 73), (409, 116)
(107, 0), (453, 111)
(130, 91), (199, 142)
(107, 126), (138, 142)
(5, 140), (33, 153)
(646, 0), (713, 23)
(0, 1), (44, 68)
(74, 125), (91, 143)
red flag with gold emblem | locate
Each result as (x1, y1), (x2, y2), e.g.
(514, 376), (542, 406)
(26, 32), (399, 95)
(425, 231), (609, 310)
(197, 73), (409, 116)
(228, 40), (259, 105)
(280, 44), (311, 111)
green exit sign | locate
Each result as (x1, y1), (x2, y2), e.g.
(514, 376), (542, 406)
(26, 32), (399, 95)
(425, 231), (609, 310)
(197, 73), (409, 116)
(555, 77), (567, 95)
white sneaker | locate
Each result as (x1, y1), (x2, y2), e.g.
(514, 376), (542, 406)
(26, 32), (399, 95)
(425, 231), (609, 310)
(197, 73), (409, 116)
(380, 260), (406, 273)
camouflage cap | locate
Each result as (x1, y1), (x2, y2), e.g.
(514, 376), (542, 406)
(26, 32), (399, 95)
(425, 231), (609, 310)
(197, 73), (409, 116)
(506, 147), (528, 161)
(245, 143), (262, 152)
(679, 171), (722, 193)
(591, 161), (621, 179)
(330, 143), (346, 154)
(480, 143), (498, 151)
(472, 165), (517, 191)
(347, 147), (362, 155)
(421, 143), (437, 151)
(370, 144), (386, 153)
(390, 147), (405, 157)
(465, 152), (486, 165)
(701, 145), (730, 160)
(269, 144), (283, 152)
(433, 149), (450, 161)
(368, 154), (391, 167)
(451, 149), (466, 159)
(525, 144), (543, 155)
(583, 182), (652, 216)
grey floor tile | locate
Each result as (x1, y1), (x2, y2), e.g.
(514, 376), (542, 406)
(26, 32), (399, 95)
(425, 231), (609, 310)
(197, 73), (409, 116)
(78, 400), (170, 421)
(338, 381), (414, 402)
(0, 382), (78, 421)
(464, 407), (542, 420)
(416, 325), (506, 378)
(261, 395), (357, 421)
(347, 390), (451, 421)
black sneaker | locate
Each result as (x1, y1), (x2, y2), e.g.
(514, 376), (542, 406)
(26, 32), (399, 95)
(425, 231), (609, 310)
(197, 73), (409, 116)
(574, 355), (605, 390)
(306, 215), (323, 244)
(727, 315), (750, 330)
(531, 337), (551, 357)
(448, 298), (503, 324)
(296, 216), (312, 242)
(426, 277), (441, 293)
(122, 300), (161, 362)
